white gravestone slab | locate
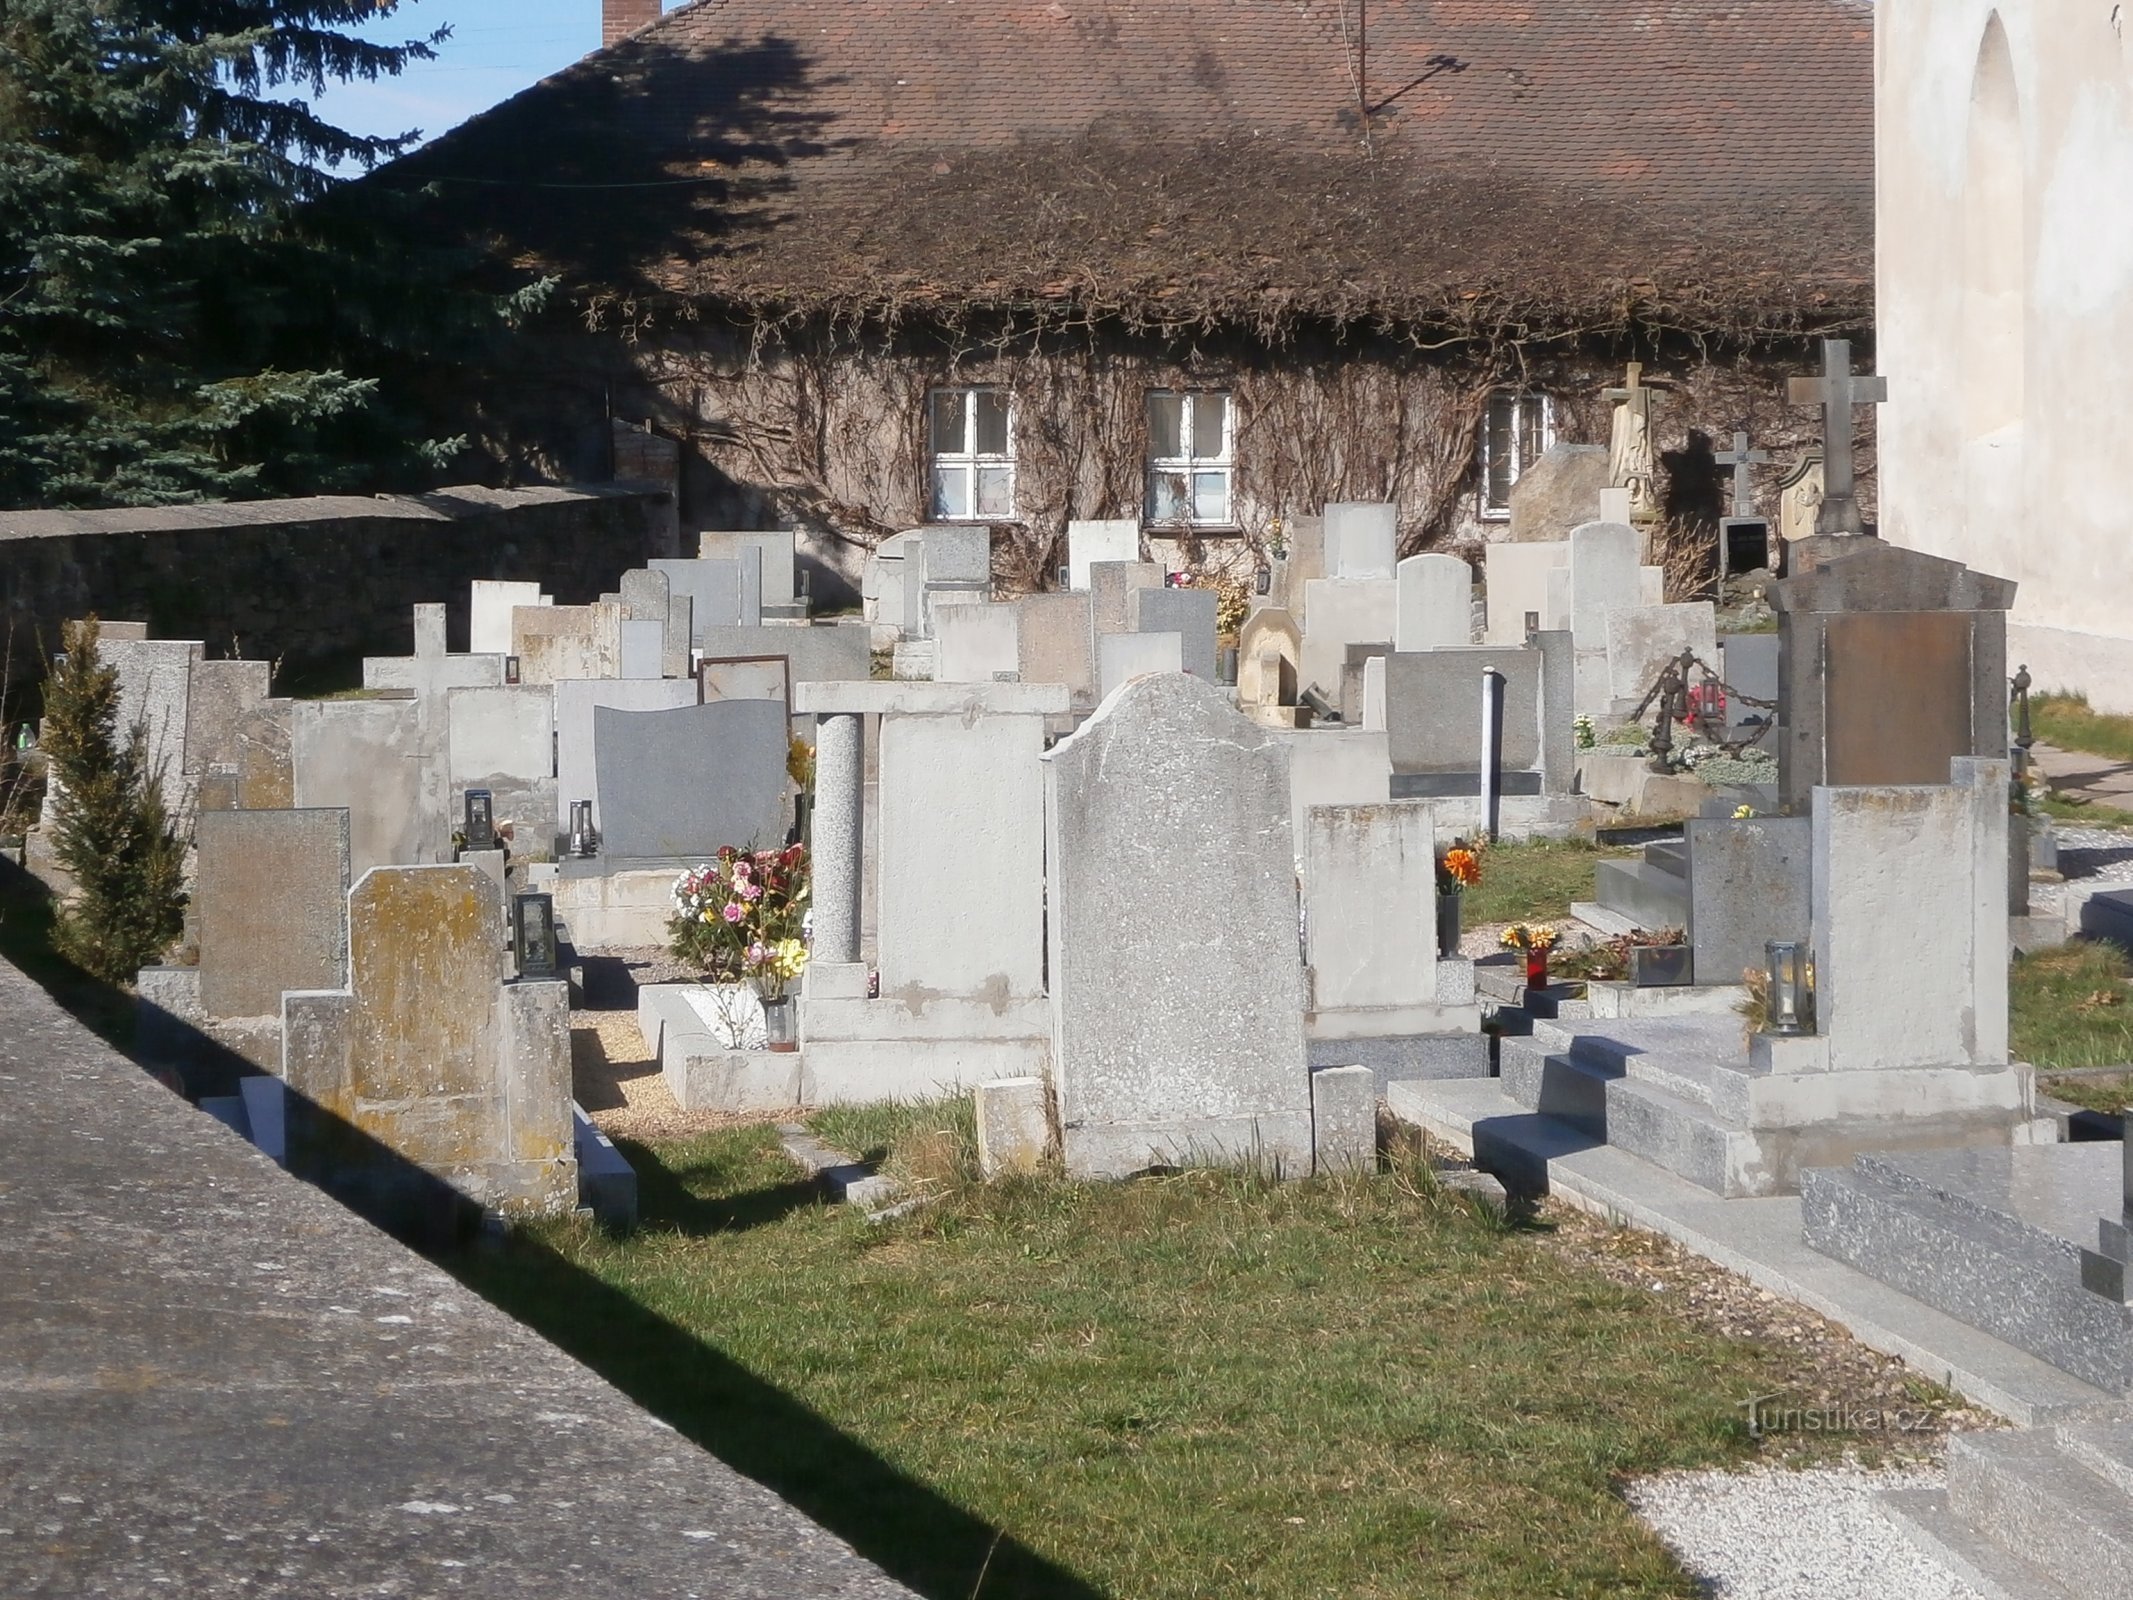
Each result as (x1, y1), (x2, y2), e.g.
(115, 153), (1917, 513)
(1325, 502), (1397, 580)
(1394, 552), (1473, 652)
(1046, 675), (1311, 1178)
(471, 581), (547, 657)
(1067, 519), (1141, 590)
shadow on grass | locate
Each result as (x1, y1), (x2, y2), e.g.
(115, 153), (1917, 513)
(446, 1145), (1108, 1600)
(612, 1135), (830, 1236)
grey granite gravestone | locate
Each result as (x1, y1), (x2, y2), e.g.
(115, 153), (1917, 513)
(651, 555), (753, 641)
(592, 699), (789, 860)
(195, 808), (351, 1021)
(1685, 815), (1811, 987)
(1719, 632), (1780, 739)
(1383, 646), (1543, 783)
(1045, 674), (1311, 1178)
(691, 622), (872, 686)
(1129, 584), (1218, 680)
(554, 677), (697, 836)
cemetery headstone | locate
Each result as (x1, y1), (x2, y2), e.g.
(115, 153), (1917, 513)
(1484, 541), (1569, 644)
(1130, 584), (1218, 680)
(553, 677), (697, 838)
(592, 699), (789, 860)
(935, 602), (1023, 684)
(1325, 502), (1397, 580)
(184, 659), (273, 812)
(1394, 553), (1473, 651)
(282, 864), (576, 1222)
(1015, 592), (1098, 710)
(195, 808), (351, 1022)
(1685, 815), (1810, 987)
(1298, 576), (1396, 703)
(1772, 537), (2013, 809)
(620, 619), (664, 679)
(1604, 602), (1718, 704)
(699, 531), (798, 607)
(512, 603), (623, 686)
(1786, 337), (1886, 537)
(471, 581), (546, 656)
(651, 553), (756, 639)
(446, 684), (554, 843)
(291, 698), (432, 876)
(1098, 631), (1182, 698)
(1384, 646), (1545, 793)
(1238, 607), (1304, 727)
(234, 700), (296, 810)
(699, 655), (792, 709)
(1088, 560), (1166, 646)
(1046, 674), (1311, 1178)
(1067, 520), (1141, 590)
(692, 621), (872, 687)
(1303, 802), (1475, 1036)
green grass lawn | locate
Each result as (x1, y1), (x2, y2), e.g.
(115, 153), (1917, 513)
(2012, 942), (2133, 1072)
(446, 1111), (1921, 1600)
(1463, 837), (1628, 925)
(2033, 693), (2133, 766)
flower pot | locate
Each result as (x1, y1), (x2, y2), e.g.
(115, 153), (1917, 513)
(1435, 889), (1463, 959)
(792, 792), (813, 850)
(1524, 947), (1549, 991)
(761, 995), (799, 1052)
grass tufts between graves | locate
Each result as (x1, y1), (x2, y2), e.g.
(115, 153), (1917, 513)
(1462, 835), (1626, 925)
(2013, 939), (2133, 1073)
(446, 1107), (1912, 1600)
(2033, 692), (2133, 766)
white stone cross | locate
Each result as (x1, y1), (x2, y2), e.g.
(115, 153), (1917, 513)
(1787, 339), (1886, 536)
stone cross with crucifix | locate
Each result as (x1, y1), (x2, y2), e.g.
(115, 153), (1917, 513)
(1715, 429), (1770, 520)
(1787, 339), (1886, 536)
(1605, 361), (1660, 522)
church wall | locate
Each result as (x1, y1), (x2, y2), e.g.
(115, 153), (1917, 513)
(1879, 0), (2133, 709)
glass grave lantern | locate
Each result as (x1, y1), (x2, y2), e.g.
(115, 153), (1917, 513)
(512, 892), (558, 980)
(567, 800), (598, 859)
(462, 788), (496, 853)
(1764, 939), (1811, 1035)
(504, 655), (521, 685)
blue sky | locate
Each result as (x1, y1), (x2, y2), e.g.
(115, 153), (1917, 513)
(315, 2), (681, 155)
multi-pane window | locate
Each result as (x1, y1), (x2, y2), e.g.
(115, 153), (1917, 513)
(929, 387), (1014, 520)
(1146, 390), (1234, 526)
(1478, 392), (1554, 519)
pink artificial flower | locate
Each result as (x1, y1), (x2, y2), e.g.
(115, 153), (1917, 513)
(721, 902), (745, 924)
(747, 941), (766, 965)
(739, 879), (762, 902)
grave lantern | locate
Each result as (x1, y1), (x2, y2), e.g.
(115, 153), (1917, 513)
(504, 655), (521, 685)
(462, 788), (496, 853)
(1254, 566), (1271, 596)
(1764, 939), (1811, 1035)
(512, 892), (558, 980)
(567, 799), (598, 858)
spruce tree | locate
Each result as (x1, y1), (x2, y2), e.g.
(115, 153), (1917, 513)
(0, 2), (541, 508)
(42, 619), (186, 982)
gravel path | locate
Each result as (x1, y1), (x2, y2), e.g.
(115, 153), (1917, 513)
(1627, 1463), (1984, 1600)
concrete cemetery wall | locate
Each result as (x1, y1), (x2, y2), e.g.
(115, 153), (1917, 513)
(0, 484), (672, 691)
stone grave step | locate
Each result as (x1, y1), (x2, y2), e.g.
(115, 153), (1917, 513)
(1642, 837), (1688, 879)
(238, 1075), (285, 1166)
(1802, 1150), (2133, 1394)
(1592, 857), (1689, 932)
(1947, 1426), (2133, 1598)
(2056, 1413), (2133, 1503)
(1879, 1486), (2078, 1600)
(198, 1094), (252, 1142)
(1595, 1072), (1750, 1197)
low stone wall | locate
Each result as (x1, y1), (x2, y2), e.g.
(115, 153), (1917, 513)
(0, 483), (675, 691)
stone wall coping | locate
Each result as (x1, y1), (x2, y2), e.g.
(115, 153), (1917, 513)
(794, 681), (1069, 715)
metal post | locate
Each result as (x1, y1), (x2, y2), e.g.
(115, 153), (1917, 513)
(812, 712), (864, 965)
(1480, 668), (1506, 843)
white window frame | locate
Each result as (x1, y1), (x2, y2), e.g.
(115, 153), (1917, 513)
(1145, 389), (1237, 529)
(928, 386), (1016, 522)
(1477, 391), (1555, 521)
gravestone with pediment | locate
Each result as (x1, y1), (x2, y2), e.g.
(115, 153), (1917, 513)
(1772, 536), (2015, 811)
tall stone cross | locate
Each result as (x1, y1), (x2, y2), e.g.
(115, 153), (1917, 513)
(1715, 429), (1770, 520)
(1787, 339), (1886, 536)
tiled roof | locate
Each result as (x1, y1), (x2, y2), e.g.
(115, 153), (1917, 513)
(396, 0), (1874, 333)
